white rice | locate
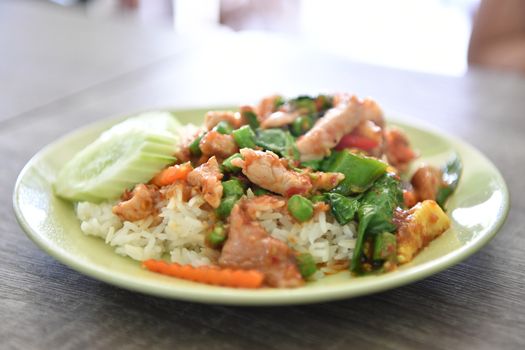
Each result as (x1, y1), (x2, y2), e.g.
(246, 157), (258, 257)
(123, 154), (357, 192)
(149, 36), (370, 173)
(76, 187), (357, 277)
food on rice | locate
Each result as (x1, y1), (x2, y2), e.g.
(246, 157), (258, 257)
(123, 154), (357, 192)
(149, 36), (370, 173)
(56, 94), (461, 288)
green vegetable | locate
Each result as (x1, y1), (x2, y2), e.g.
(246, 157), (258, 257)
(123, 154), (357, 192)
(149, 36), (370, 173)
(289, 96), (316, 114)
(242, 110), (259, 129)
(217, 177), (247, 219)
(216, 196), (240, 219)
(232, 125), (256, 149)
(290, 115), (314, 136)
(189, 133), (204, 156)
(252, 186), (270, 196)
(309, 194), (326, 203)
(207, 223), (227, 246)
(373, 232), (397, 261)
(296, 253), (317, 278)
(324, 193), (360, 225)
(287, 195), (314, 222)
(274, 96), (285, 109)
(222, 153), (242, 173)
(300, 159), (322, 171)
(322, 150), (387, 195)
(222, 179), (245, 198)
(436, 156), (462, 209)
(213, 121), (233, 135)
(351, 174), (403, 273)
(360, 174), (403, 236)
(255, 128), (299, 160)
(315, 94), (333, 112)
(54, 112), (180, 202)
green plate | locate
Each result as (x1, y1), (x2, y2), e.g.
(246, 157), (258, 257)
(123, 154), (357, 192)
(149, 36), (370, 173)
(13, 108), (509, 305)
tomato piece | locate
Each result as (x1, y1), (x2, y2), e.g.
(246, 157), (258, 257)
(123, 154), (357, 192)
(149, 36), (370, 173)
(335, 134), (379, 151)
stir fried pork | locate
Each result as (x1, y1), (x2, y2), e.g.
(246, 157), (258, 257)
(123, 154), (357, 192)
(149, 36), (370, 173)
(219, 196), (304, 287)
(187, 156), (224, 208)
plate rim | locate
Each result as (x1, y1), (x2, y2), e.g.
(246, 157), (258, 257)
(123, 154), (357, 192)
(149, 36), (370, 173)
(12, 107), (510, 305)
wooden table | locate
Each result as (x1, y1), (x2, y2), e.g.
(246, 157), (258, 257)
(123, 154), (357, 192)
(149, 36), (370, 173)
(2, 2), (524, 349)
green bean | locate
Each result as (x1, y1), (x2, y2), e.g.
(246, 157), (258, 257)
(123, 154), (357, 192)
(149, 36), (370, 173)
(252, 186), (270, 196)
(222, 153), (242, 173)
(213, 121), (233, 135)
(287, 195), (314, 222)
(322, 150), (387, 195)
(232, 125), (256, 149)
(207, 222), (227, 246)
(189, 133), (205, 156)
(216, 196), (239, 219)
(296, 253), (317, 278)
(222, 179), (245, 198)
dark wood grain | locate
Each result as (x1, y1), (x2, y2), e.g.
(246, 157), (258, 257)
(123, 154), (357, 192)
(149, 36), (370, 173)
(1, 3), (524, 350)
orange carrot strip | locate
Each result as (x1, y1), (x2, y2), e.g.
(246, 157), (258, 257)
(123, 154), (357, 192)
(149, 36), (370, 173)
(150, 162), (193, 187)
(142, 260), (264, 289)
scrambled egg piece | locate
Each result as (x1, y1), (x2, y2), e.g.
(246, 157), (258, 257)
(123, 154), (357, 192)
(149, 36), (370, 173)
(396, 200), (450, 264)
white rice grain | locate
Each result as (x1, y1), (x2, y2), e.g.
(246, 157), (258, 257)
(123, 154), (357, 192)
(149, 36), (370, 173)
(76, 188), (357, 276)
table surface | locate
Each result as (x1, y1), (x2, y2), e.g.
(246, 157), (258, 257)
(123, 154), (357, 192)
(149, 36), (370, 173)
(2, 2), (524, 350)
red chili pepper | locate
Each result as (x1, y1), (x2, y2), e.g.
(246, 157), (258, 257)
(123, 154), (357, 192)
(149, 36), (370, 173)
(335, 134), (379, 151)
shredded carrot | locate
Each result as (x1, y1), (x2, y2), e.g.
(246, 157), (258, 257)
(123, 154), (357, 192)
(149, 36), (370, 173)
(142, 259), (264, 289)
(150, 162), (193, 187)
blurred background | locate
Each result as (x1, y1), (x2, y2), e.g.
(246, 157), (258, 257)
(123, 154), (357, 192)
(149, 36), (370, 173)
(3, 0), (525, 123)
(45, 0), (479, 76)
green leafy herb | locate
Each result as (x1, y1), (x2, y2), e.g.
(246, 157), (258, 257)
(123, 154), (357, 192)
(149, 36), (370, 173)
(255, 128), (299, 160)
(351, 174), (403, 273)
(324, 193), (360, 225)
(436, 156), (462, 209)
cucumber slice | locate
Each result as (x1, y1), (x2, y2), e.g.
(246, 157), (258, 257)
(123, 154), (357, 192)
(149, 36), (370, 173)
(110, 111), (180, 135)
(54, 112), (181, 203)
